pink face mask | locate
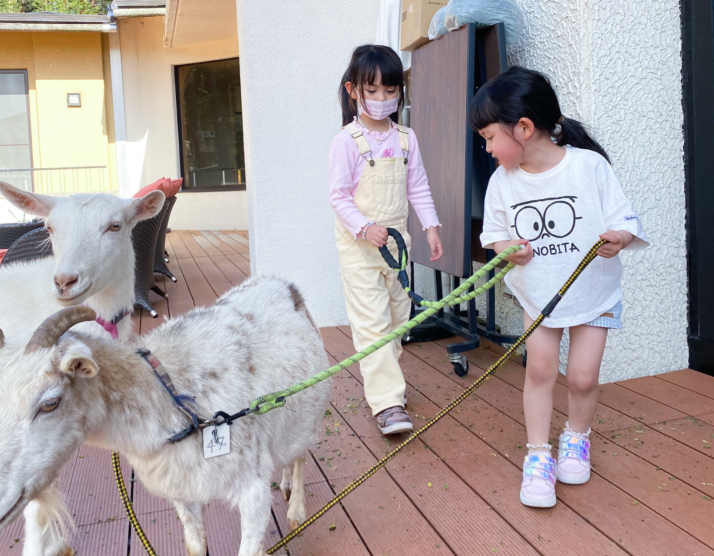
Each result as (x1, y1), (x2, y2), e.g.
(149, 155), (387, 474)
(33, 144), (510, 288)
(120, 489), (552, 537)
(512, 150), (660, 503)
(358, 96), (400, 121)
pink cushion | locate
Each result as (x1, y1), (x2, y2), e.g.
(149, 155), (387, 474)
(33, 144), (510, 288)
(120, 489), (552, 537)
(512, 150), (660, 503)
(0, 249), (7, 265)
(167, 178), (182, 198)
(133, 178), (170, 199)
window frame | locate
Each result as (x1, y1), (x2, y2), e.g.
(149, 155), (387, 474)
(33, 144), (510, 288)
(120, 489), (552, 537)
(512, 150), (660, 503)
(173, 57), (246, 193)
(0, 69), (34, 191)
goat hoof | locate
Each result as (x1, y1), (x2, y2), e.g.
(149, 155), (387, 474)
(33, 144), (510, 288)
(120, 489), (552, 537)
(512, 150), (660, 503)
(289, 519), (300, 531)
(281, 486), (291, 501)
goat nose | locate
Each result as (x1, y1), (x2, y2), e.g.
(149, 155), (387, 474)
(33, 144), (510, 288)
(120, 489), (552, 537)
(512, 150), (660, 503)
(54, 273), (79, 293)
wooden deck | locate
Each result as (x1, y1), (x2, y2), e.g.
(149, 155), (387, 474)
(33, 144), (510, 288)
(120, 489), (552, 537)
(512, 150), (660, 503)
(3, 230), (714, 555)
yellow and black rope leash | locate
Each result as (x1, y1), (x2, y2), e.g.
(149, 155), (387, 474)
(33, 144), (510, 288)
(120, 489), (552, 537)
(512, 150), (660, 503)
(114, 239), (606, 555)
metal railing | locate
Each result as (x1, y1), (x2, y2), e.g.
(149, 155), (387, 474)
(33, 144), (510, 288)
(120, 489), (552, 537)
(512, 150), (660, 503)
(0, 166), (115, 195)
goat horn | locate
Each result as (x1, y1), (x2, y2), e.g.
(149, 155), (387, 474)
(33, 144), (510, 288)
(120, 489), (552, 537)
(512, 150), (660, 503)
(25, 306), (97, 352)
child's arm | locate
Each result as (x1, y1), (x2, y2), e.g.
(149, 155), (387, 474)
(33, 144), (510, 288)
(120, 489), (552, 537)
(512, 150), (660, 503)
(490, 239), (533, 265)
(597, 230), (634, 258)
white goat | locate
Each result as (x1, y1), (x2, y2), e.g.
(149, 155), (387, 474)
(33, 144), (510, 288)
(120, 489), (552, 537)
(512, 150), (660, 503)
(0, 277), (331, 556)
(0, 181), (164, 556)
(0, 181), (165, 341)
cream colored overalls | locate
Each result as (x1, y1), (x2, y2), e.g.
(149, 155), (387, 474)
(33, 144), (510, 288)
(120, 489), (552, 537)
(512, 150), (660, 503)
(335, 123), (413, 416)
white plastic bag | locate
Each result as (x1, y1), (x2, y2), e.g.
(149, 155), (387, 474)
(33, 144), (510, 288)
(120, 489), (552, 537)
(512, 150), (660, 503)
(428, 0), (524, 46)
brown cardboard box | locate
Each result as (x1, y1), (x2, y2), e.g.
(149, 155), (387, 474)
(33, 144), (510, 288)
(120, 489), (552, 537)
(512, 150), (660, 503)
(400, 0), (448, 52)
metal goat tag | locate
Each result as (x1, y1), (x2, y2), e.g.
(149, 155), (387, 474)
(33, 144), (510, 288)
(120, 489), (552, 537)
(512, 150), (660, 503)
(203, 423), (231, 459)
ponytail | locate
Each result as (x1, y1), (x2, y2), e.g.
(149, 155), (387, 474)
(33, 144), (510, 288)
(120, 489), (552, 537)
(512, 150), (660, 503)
(338, 45), (405, 127)
(556, 117), (610, 163)
(470, 66), (610, 163)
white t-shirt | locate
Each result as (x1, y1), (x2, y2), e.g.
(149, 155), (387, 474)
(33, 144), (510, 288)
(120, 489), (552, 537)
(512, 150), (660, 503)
(480, 146), (649, 328)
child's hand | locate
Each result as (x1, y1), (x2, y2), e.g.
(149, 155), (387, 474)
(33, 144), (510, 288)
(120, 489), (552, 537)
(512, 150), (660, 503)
(365, 224), (389, 247)
(495, 239), (532, 265)
(598, 230), (634, 258)
(427, 227), (443, 261)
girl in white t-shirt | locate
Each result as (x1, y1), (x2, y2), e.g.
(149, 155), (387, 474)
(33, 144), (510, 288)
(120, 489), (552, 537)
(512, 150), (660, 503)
(472, 66), (648, 508)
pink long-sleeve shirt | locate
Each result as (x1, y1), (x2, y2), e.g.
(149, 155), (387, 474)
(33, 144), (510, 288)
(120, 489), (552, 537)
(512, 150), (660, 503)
(329, 119), (441, 238)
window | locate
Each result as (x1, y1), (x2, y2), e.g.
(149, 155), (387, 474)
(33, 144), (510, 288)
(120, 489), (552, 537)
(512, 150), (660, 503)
(0, 70), (32, 192)
(176, 58), (245, 191)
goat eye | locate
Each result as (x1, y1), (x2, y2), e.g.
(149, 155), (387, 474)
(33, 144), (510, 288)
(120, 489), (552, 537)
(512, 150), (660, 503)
(109, 223), (122, 232)
(38, 398), (61, 414)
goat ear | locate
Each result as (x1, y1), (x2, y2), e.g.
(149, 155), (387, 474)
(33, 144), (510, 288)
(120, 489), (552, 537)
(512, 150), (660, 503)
(0, 181), (57, 217)
(59, 342), (98, 379)
(125, 190), (165, 224)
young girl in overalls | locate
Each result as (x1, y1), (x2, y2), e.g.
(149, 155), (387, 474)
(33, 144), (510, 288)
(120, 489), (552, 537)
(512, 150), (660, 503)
(329, 45), (443, 436)
(472, 66), (649, 507)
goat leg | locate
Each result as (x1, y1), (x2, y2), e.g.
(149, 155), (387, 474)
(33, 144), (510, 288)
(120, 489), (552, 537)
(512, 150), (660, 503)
(237, 479), (271, 556)
(280, 466), (292, 501)
(175, 502), (207, 556)
(286, 458), (306, 531)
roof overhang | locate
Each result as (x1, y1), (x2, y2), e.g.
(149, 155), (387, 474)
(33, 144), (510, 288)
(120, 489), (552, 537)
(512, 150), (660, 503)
(0, 12), (115, 32)
(111, 0), (166, 19)
(163, 0), (237, 48)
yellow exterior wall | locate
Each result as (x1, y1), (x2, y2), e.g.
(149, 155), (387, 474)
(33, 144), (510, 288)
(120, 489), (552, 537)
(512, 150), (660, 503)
(0, 31), (115, 195)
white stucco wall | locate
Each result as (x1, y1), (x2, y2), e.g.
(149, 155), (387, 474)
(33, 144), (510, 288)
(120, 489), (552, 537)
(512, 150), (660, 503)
(235, 0), (379, 327)
(117, 17), (248, 230)
(472, 0), (687, 382)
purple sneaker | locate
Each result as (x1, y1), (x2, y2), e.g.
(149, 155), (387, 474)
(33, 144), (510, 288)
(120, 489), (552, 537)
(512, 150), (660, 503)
(376, 406), (413, 435)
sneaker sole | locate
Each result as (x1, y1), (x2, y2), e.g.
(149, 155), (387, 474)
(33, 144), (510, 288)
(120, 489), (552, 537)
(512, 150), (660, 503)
(556, 470), (590, 485)
(379, 422), (414, 435)
(520, 492), (557, 508)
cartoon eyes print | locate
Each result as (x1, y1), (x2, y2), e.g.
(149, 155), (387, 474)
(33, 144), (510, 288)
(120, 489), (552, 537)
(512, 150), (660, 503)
(511, 197), (582, 241)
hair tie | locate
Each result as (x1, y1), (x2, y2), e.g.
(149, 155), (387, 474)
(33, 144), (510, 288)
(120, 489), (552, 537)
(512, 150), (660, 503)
(558, 115), (565, 124)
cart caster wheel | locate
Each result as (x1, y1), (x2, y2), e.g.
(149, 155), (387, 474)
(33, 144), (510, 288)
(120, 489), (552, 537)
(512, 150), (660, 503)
(450, 355), (469, 377)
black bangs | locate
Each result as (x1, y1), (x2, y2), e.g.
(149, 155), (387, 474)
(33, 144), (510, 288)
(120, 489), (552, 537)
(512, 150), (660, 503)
(469, 93), (502, 131)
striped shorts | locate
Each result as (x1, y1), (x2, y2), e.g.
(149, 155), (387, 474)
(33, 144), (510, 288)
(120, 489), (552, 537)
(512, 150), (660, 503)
(586, 300), (622, 329)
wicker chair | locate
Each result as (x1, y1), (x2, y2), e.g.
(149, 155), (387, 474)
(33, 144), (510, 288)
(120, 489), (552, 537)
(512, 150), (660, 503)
(0, 221), (45, 249)
(153, 195), (177, 282)
(2, 228), (53, 266)
(132, 211), (168, 318)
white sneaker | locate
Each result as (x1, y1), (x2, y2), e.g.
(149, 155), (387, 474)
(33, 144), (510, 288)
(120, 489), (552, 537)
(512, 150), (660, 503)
(520, 452), (557, 508)
(556, 423), (591, 485)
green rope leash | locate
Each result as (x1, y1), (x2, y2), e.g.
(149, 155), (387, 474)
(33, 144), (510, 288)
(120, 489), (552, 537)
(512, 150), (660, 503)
(247, 245), (520, 415)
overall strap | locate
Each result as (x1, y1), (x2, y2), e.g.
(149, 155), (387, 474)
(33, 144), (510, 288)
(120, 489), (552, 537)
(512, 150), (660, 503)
(396, 125), (410, 163)
(344, 123), (373, 162)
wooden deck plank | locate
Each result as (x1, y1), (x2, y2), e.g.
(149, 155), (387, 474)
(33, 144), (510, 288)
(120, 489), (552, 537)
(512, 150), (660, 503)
(166, 231), (191, 260)
(656, 368), (714, 400)
(226, 253), (251, 276)
(205, 500), (288, 556)
(405, 340), (714, 551)
(327, 363), (542, 555)
(130, 508), (186, 555)
(270, 480), (369, 556)
(337, 330), (714, 554)
(199, 231), (237, 255)
(175, 230), (208, 259)
(321, 329), (628, 555)
(163, 231), (177, 260)
(209, 254), (248, 287)
(193, 256), (234, 298)
(163, 258), (195, 318)
(212, 230), (249, 253)
(176, 256), (218, 308)
(225, 231), (250, 246)
(615, 376), (714, 417)
(189, 231), (223, 257)
(70, 519), (130, 556)
(65, 447), (130, 528)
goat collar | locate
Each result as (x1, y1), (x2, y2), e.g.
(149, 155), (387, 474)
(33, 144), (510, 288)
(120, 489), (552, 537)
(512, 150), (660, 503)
(137, 348), (200, 444)
(93, 309), (131, 340)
